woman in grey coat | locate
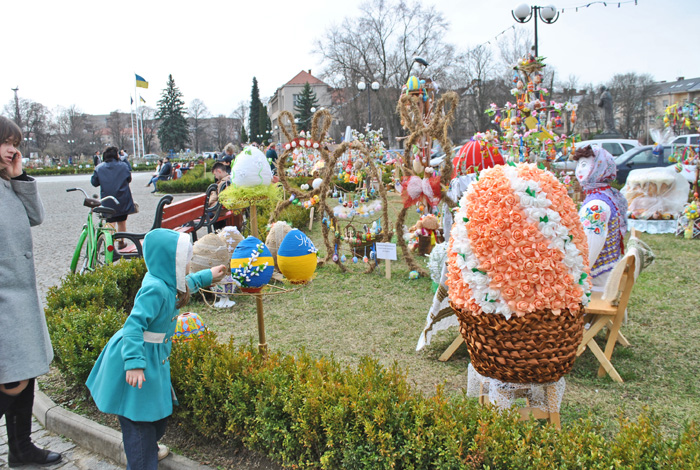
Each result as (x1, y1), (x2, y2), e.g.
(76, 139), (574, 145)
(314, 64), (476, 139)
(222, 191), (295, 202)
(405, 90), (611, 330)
(0, 116), (62, 466)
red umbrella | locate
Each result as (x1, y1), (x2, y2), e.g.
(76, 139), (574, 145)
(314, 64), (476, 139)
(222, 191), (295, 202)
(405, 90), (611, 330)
(452, 141), (504, 178)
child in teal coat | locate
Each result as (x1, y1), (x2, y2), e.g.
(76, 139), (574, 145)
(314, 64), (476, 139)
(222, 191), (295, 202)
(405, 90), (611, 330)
(87, 228), (225, 469)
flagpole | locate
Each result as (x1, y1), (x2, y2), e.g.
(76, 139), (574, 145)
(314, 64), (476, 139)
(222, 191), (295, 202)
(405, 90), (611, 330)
(134, 80), (141, 159)
(138, 99), (146, 157)
(130, 97), (137, 160)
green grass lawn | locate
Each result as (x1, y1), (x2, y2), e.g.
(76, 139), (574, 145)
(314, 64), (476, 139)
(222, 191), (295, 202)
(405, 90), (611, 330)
(189, 194), (700, 437)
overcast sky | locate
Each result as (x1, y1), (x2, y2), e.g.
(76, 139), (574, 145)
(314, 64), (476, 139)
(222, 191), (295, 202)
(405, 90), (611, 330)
(3, 0), (698, 117)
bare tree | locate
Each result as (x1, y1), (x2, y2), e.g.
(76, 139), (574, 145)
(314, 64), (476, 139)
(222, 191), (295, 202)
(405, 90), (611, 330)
(213, 115), (239, 151)
(314, 0), (456, 144)
(231, 101), (249, 145)
(3, 98), (52, 155)
(52, 105), (90, 158)
(498, 27), (533, 74)
(607, 73), (656, 140)
(107, 111), (129, 150)
(188, 99), (211, 153)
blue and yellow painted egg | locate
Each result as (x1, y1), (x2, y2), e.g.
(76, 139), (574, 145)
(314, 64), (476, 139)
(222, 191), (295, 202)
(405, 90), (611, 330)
(230, 236), (274, 292)
(277, 229), (317, 284)
(173, 312), (207, 342)
(406, 75), (420, 92)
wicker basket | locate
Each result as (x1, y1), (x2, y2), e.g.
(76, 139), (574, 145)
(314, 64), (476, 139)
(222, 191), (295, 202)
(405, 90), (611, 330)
(345, 224), (376, 257)
(451, 303), (585, 384)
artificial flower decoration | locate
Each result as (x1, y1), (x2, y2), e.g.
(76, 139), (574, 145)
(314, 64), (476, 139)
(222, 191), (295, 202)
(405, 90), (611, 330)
(446, 163), (591, 319)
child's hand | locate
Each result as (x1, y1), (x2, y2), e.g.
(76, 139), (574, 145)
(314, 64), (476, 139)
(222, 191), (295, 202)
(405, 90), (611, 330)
(126, 369), (146, 389)
(210, 265), (226, 282)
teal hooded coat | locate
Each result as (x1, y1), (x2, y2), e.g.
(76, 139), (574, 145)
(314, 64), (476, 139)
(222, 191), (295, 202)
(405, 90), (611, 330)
(86, 229), (213, 422)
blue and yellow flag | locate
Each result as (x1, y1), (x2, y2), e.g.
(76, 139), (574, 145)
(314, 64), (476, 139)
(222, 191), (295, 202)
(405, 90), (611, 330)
(139, 96), (146, 104)
(135, 74), (148, 89)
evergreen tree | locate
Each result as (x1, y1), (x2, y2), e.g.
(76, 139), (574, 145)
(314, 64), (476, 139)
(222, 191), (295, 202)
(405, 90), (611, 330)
(259, 105), (272, 144)
(156, 74), (189, 152)
(240, 124), (248, 144)
(294, 82), (319, 133)
(249, 77), (262, 144)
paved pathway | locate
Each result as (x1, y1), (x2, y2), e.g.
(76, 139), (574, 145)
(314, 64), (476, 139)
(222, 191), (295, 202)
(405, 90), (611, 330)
(14, 172), (204, 469)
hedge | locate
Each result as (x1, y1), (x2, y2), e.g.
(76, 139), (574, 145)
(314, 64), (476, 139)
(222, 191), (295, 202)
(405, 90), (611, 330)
(156, 164), (213, 193)
(45, 260), (700, 469)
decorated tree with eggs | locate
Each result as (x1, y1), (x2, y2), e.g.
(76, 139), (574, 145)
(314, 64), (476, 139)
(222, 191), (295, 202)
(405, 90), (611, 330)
(270, 109), (392, 273)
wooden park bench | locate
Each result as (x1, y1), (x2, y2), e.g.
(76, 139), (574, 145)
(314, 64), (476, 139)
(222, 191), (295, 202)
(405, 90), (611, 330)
(113, 184), (240, 260)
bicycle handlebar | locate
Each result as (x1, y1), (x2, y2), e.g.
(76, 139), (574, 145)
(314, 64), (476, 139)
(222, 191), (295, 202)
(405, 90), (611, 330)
(66, 187), (120, 205)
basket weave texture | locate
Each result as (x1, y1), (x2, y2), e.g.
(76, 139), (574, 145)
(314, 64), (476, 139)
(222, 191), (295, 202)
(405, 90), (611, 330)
(452, 303), (585, 384)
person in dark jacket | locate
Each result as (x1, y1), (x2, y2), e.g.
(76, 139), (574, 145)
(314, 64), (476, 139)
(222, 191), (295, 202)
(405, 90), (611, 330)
(266, 144), (278, 175)
(91, 146), (136, 245)
(149, 156), (172, 192)
(0, 116), (62, 467)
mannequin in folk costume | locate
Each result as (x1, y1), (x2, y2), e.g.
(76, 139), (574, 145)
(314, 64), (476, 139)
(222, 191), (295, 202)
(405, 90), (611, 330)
(574, 145), (628, 289)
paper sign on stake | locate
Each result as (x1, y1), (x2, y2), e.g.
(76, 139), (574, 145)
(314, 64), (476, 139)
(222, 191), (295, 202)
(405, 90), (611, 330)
(375, 242), (397, 260)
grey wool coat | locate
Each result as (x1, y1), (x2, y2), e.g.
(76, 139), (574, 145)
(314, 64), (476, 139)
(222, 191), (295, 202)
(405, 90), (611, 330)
(0, 175), (53, 384)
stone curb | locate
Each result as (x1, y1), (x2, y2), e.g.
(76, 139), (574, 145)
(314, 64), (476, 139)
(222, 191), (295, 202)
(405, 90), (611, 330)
(33, 387), (214, 469)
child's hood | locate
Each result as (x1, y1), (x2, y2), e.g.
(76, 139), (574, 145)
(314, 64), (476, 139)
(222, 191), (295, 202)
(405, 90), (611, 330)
(142, 228), (193, 292)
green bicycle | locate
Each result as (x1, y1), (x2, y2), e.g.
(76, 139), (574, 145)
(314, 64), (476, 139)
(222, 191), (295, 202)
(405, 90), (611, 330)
(68, 187), (119, 274)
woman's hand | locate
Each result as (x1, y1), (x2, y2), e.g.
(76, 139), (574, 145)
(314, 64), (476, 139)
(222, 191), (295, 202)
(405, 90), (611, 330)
(126, 369), (146, 389)
(210, 265), (227, 282)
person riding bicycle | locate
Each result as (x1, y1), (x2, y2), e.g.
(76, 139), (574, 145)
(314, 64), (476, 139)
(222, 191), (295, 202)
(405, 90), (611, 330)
(91, 146), (136, 247)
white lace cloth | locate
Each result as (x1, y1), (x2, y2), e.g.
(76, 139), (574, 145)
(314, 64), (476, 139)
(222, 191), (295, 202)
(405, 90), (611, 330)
(466, 364), (566, 413)
(627, 218), (677, 234)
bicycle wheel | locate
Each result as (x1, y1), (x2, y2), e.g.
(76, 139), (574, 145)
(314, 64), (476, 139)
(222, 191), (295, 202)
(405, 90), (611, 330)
(94, 232), (114, 269)
(70, 229), (89, 274)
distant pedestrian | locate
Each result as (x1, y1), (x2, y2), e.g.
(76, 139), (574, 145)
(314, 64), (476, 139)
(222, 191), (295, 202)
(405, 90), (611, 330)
(93, 151), (101, 167)
(219, 143), (235, 167)
(266, 144), (278, 175)
(0, 116), (62, 467)
(87, 229), (225, 470)
(91, 146), (136, 246)
(149, 156), (172, 193)
(119, 149), (132, 171)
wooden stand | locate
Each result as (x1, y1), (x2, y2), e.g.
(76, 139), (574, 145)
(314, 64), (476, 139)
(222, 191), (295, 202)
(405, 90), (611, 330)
(479, 383), (561, 430)
(250, 203), (267, 356)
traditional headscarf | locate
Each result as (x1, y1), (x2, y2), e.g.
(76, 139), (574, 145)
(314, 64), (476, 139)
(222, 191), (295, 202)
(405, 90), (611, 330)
(581, 146), (628, 237)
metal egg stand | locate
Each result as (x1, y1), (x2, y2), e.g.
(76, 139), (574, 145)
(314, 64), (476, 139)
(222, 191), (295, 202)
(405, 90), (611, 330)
(199, 201), (312, 356)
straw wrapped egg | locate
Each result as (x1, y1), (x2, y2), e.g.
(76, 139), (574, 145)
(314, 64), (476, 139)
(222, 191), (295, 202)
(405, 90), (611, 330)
(265, 221), (293, 270)
(231, 146), (273, 187)
(230, 236), (274, 293)
(189, 233), (230, 274)
(277, 229), (318, 284)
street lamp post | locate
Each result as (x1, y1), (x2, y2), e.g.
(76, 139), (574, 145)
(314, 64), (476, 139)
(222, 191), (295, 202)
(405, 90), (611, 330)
(357, 81), (380, 128)
(23, 136), (32, 158)
(511, 4), (559, 57)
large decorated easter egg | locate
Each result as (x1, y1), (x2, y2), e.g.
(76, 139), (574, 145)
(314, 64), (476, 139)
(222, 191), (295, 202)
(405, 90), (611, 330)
(265, 221), (293, 270)
(452, 140), (504, 178)
(231, 146), (273, 187)
(173, 312), (207, 342)
(446, 163), (591, 383)
(277, 229), (318, 284)
(230, 236), (274, 292)
(189, 233), (230, 274)
(218, 226), (244, 258)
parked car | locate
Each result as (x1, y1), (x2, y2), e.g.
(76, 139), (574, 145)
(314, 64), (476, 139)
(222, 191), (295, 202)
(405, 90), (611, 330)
(670, 134), (699, 146)
(201, 151), (218, 159)
(615, 144), (694, 185)
(552, 139), (642, 172)
(429, 146), (462, 168)
(576, 139), (641, 158)
(142, 153), (161, 160)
